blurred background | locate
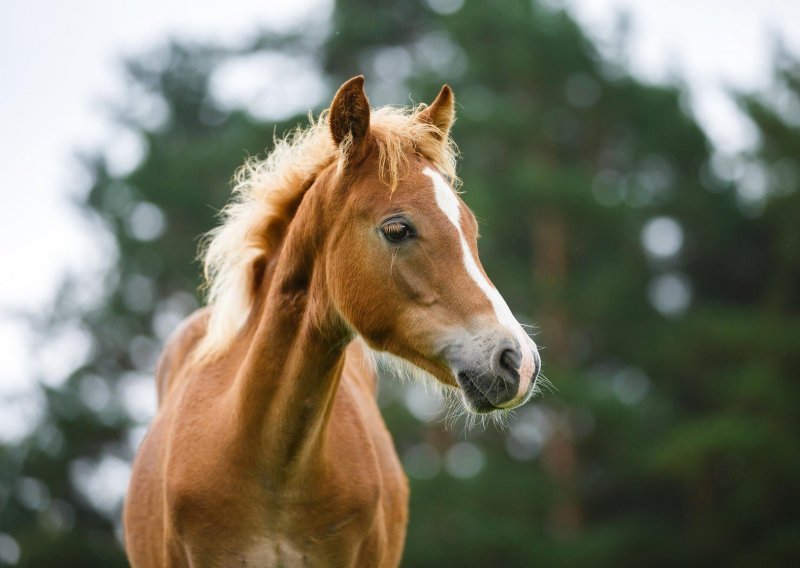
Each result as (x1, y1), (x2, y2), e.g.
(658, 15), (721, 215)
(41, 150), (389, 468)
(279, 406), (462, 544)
(2, 0), (800, 565)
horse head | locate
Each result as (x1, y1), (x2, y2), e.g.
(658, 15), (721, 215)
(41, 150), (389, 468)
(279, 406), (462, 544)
(324, 77), (541, 413)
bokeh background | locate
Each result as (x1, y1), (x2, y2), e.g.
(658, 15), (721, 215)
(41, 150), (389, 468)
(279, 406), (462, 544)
(2, 0), (800, 565)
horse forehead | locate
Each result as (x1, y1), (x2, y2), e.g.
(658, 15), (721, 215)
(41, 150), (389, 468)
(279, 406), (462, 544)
(350, 158), (461, 219)
(362, 165), (444, 210)
(418, 167), (477, 234)
(391, 161), (456, 205)
(422, 167), (460, 222)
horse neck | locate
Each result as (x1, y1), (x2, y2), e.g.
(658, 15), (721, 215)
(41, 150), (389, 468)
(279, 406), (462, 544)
(230, 170), (351, 483)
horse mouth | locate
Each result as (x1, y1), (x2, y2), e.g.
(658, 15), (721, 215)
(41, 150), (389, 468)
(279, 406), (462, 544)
(456, 371), (499, 414)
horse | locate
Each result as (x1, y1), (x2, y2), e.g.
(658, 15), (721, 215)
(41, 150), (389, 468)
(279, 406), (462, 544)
(123, 76), (541, 567)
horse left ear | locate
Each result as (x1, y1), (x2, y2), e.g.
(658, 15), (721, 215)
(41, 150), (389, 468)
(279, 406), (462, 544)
(329, 76), (371, 155)
(419, 85), (455, 140)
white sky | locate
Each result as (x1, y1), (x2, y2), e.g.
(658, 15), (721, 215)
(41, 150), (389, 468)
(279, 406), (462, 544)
(1, 0), (799, 406)
(569, 0), (800, 151)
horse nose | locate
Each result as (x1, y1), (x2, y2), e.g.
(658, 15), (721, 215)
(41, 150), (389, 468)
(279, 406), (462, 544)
(487, 340), (521, 405)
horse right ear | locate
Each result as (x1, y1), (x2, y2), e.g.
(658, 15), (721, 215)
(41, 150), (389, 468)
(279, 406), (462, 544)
(329, 76), (371, 158)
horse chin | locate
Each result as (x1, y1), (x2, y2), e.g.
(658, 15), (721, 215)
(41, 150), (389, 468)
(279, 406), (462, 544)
(457, 368), (537, 414)
(454, 371), (497, 414)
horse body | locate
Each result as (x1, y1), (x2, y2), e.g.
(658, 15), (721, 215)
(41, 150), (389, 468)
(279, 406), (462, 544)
(125, 77), (540, 567)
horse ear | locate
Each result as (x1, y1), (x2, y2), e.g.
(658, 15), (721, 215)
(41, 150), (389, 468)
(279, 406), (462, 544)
(329, 76), (371, 152)
(419, 84), (455, 140)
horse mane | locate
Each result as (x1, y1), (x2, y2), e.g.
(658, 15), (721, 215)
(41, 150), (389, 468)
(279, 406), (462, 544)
(195, 102), (460, 361)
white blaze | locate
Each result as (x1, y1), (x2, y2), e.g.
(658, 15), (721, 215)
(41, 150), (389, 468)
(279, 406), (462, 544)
(423, 167), (536, 401)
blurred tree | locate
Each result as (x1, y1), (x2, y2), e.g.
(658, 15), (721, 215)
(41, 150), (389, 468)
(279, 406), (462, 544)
(1, 0), (799, 566)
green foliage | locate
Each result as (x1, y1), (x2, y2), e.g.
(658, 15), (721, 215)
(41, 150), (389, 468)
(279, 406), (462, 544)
(2, 1), (799, 565)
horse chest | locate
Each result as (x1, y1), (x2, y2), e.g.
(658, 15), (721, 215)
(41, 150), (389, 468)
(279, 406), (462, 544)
(233, 492), (383, 567)
(169, 478), (384, 567)
(240, 438), (399, 565)
(240, 519), (367, 567)
(239, 537), (309, 567)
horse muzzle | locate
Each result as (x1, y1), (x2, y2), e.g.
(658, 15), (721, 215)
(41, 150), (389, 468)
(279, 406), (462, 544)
(447, 334), (541, 413)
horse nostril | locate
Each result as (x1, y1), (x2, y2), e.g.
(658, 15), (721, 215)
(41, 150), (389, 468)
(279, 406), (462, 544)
(497, 346), (521, 381)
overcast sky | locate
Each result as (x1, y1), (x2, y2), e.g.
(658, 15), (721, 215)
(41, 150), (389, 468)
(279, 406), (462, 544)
(1, 0), (799, 410)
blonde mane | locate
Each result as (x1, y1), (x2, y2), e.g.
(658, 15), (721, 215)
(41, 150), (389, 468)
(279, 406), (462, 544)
(196, 103), (459, 361)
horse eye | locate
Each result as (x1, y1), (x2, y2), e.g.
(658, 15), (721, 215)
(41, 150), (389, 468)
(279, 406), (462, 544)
(381, 221), (412, 243)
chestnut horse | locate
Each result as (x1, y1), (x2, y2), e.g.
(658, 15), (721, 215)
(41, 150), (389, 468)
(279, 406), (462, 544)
(124, 76), (541, 567)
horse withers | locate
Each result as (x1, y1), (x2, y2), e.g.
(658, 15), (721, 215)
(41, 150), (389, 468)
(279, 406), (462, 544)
(124, 76), (541, 567)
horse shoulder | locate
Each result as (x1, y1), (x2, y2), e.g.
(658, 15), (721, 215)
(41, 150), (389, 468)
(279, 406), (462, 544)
(155, 308), (210, 405)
